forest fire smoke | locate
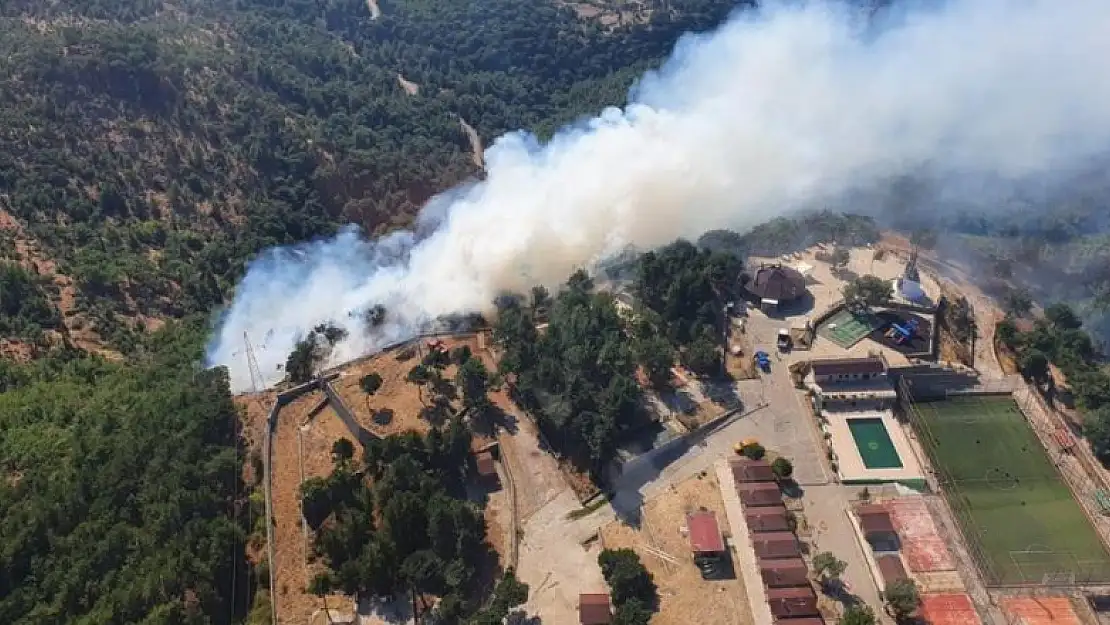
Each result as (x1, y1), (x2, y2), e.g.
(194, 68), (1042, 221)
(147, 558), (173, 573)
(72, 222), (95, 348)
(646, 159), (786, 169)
(207, 0), (1110, 392)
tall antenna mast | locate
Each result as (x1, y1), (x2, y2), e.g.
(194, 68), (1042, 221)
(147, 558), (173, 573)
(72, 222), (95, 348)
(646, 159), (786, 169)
(244, 332), (264, 393)
(904, 245), (921, 284)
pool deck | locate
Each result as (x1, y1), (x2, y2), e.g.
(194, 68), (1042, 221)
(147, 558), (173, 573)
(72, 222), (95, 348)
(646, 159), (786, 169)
(824, 410), (926, 485)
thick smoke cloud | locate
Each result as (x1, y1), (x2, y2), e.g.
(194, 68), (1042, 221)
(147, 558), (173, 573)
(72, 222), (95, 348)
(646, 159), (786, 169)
(207, 0), (1110, 393)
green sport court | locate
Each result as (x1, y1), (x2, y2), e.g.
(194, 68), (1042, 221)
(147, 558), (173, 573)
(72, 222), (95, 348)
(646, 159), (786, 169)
(847, 418), (904, 469)
(819, 309), (881, 348)
(910, 394), (1110, 585)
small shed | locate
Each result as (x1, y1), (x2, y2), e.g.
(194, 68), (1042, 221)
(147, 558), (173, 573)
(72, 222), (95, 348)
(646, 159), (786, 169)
(752, 531), (801, 559)
(760, 558), (811, 587)
(767, 586), (820, 618)
(687, 511), (726, 554)
(877, 554), (909, 586)
(745, 506), (792, 533)
(474, 450), (498, 481)
(579, 593), (612, 625)
(687, 510), (729, 579)
(732, 457), (776, 483)
(737, 481), (784, 507)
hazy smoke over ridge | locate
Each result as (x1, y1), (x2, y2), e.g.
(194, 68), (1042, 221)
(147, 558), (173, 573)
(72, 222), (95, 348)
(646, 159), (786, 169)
(208, 0), (1110, 393)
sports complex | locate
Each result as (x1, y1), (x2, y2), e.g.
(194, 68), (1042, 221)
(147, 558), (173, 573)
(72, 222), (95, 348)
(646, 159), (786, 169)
(904, 391), (1110, 586)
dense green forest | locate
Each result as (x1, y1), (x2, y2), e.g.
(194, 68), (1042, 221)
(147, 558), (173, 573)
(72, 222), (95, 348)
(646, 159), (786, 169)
(0, 318), (251, 624)
(303, 422), (527, 624)
(0, 0), (748, 351)
(494, 241), (743, 477)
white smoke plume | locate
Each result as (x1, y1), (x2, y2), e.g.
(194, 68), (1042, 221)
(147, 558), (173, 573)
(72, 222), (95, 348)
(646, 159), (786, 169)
(207, 0), (1110, 393)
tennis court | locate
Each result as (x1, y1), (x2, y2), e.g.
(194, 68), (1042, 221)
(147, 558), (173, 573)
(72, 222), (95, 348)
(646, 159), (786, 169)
(819, 308), (881, 348)
(910, 394), (1110, 585)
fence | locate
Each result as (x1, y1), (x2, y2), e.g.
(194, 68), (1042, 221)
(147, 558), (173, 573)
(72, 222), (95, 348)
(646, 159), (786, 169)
(901, 380), (1110, 586)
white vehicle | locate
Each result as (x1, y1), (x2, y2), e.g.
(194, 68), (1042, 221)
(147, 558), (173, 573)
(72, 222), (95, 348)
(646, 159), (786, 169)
(777, 328), (792, 350)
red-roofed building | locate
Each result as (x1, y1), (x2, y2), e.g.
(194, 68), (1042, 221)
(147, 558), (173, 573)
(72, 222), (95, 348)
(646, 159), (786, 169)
(737, 481), (784, 507)
(746, 506), (793, 533)
(579, 593), (612, 625)
(767, 587), (819, 618)
(687, 511), (729, 579)
(688, 511), (726, 553)
(877, 554), (909, 586)
(474, 450), (499, 484)
(752, 531), (801, 559)
(732, 457), (776, 482)
(760, 558), (811, 587)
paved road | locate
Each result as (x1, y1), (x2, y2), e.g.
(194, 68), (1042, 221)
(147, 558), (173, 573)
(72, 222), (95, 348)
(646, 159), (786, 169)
(801, 484), (887, 617)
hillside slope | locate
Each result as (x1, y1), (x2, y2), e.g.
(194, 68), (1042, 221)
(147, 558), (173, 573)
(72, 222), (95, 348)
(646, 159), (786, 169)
(0, 0), (746, 353)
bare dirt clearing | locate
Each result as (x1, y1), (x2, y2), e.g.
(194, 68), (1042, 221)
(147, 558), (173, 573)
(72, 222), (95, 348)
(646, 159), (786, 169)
(396, 73), (419, 96)
(0, 204), (118, 358)
(330, 335), (487, 438)
(458, 117), (484, 169)
(269, 391), (350, 624)
(601, 471), (753, 625)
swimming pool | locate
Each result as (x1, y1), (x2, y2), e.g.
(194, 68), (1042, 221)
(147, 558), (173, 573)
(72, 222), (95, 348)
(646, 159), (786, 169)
(847, 418), (903, 469)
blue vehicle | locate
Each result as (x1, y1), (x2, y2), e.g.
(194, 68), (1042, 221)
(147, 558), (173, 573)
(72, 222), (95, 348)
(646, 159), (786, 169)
(754, 350), (771, 373)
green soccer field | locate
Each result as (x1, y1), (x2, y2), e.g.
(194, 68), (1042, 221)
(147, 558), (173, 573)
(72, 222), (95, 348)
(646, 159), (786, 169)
(912, 394), (1110, 585)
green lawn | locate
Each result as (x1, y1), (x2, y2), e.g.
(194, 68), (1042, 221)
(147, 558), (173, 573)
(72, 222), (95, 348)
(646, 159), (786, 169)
(913, 395), (1110, 584)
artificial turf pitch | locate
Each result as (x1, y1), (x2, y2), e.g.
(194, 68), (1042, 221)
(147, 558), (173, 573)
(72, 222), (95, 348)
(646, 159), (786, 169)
(819, 309), (881, 348)
(913, 395), (1110, 585)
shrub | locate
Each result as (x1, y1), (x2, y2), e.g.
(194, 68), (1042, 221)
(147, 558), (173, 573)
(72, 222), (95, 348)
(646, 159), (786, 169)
(360, 372), (383, 394)
(771, 457), (793, 479)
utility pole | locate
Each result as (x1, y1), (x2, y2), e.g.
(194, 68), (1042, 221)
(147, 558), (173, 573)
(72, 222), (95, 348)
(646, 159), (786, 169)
(244, 332), (264, 393)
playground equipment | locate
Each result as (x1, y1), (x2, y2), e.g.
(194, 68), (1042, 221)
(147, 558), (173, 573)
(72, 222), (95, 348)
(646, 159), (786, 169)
(885, 317), (920, 345)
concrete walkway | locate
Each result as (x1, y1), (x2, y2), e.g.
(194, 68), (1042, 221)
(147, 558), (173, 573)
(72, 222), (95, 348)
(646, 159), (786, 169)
(801, 484), (887, 621)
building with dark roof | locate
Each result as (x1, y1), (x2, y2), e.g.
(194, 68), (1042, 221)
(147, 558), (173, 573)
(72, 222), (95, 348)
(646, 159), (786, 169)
(737, 481), (784, 507)
(752, 531), (801, 559)
(744, 264), (807, 311)
(760, 558), (811, 587)
(811, 356), (886, 380)
(767, 587), (820, 618)
(746, 506), (792, 533)
(579, 593), (612, 625)
(732, 457), (776, 483)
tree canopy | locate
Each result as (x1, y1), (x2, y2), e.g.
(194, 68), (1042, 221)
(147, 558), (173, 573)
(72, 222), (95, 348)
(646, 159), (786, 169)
(0, 0), (749, 354)
(494, 273), (644, 474)
(843, 275), (893, 309)
(0, 319), (250, 624)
